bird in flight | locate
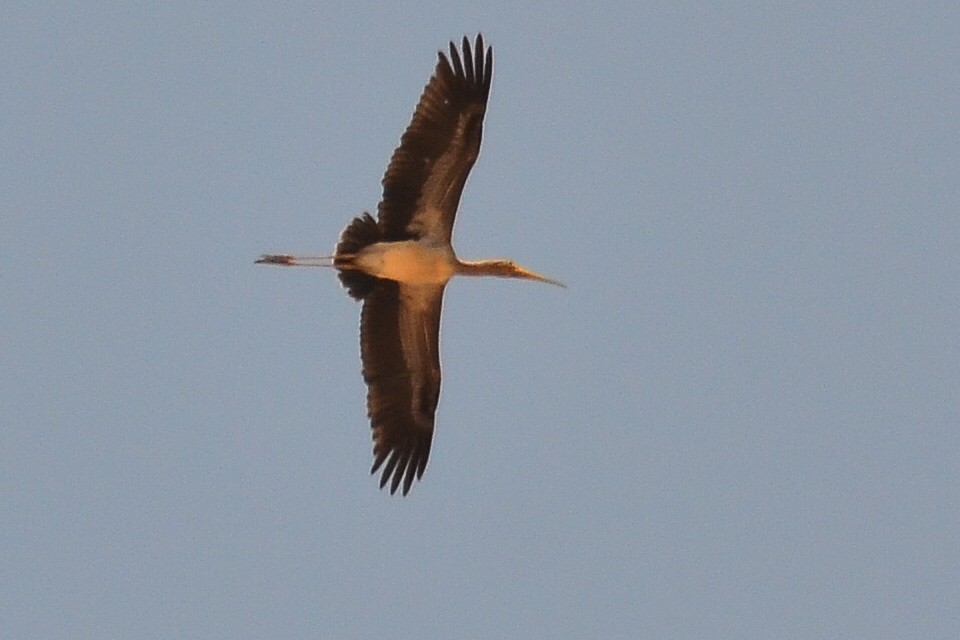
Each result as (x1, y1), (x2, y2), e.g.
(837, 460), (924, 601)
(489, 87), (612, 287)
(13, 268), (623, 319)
(257, 35), (562, 495)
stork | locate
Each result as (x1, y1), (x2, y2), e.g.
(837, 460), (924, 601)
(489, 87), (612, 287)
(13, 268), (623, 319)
(258, 35), (562, 495)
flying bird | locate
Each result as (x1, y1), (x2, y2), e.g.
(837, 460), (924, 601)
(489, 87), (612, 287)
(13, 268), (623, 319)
(257, 35), (562, 495)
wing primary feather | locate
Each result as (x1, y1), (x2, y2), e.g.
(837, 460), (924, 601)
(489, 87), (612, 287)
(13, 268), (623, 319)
(371, 449), (388, 475)
(463, 36), (475, 83)
(381, 451), (401, 489)
(401, 457), (416, 495)
(449, 40), (464, 79)
(391, 451), (411, 494)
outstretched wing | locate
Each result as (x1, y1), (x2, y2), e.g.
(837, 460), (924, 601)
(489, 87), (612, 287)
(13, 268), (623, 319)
(360, 280), (445, 495)
(378, 34), (493, 243)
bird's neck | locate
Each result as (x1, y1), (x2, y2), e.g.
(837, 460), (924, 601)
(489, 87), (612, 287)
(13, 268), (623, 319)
(455, 258), (514, 278)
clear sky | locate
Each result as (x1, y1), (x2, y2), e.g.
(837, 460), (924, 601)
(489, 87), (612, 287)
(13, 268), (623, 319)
(3, 3), (958, 638)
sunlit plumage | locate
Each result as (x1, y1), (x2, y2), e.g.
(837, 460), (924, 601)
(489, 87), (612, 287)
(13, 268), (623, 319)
(257, 35), (562, 495)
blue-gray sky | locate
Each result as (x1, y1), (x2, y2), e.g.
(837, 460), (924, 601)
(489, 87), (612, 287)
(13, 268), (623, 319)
(3, 4), (958, 638)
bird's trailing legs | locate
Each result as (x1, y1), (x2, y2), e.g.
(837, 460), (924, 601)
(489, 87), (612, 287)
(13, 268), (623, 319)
(256, 254), (335, 267)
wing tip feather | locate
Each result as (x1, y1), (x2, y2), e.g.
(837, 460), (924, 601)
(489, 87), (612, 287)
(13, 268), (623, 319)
(369, 425), (433, 497)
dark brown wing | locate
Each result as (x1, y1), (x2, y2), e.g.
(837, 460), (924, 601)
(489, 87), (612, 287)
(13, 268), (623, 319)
(378, 34), (493, 243)
(360, 280), (445, 495)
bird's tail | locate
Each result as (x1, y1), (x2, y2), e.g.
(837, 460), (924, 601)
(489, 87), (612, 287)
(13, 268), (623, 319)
(335, 212), (381, 300)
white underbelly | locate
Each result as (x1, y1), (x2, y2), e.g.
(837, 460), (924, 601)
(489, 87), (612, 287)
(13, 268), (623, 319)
(355, 241), (456, 284)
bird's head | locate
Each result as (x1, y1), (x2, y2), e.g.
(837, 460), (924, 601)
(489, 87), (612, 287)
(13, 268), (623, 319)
(506, 261), (565, 287)
(459, 258), (565, 287)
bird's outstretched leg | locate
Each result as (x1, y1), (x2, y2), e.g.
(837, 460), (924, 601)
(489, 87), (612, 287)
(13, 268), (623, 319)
(255, 254), (335, 267)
